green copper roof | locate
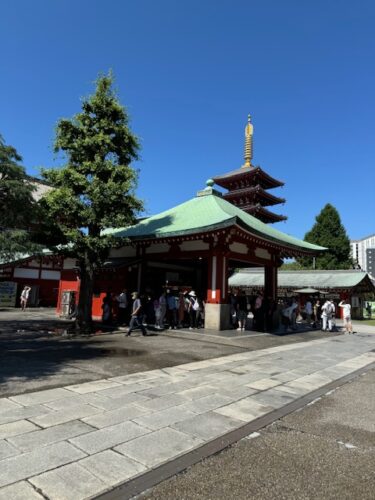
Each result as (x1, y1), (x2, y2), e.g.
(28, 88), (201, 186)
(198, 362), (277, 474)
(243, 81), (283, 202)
(108, 189), (325, 254)
(229, 269), (375, 290)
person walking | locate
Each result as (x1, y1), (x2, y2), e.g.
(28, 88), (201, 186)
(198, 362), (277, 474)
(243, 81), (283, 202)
(126, 292), (147, 336)
(116, 288), (128, 326)
(339, 299), (353, 334)
(20, 285), (31, 311)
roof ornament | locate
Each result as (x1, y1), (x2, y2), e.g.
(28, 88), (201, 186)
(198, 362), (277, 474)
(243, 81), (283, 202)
(196, 178), (222, 198)
(242, 114), (253, 168)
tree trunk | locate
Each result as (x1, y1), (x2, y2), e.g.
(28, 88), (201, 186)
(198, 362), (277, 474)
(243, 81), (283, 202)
(77, 257), (94, 334)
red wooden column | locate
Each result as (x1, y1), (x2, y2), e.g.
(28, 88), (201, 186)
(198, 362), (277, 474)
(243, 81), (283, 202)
(206, 251), (228, 304)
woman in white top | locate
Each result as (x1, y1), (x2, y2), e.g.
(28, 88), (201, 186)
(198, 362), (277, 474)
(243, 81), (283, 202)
(339, 300), (353, 334)
(20, 286), (31, 311)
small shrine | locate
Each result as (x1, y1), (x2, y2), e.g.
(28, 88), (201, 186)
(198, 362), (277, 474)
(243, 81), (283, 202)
(212, 116), (287, 224)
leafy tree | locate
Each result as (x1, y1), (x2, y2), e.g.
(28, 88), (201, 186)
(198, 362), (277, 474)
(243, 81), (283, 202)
(0, 135), (39, 260)
(41, 73), (143, 331)
(298, 203), (352, 269)
(280, 260), (304, 270)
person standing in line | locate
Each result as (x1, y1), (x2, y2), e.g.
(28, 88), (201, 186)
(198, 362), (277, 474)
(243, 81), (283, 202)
(177, 291), (187, 328)
(166, 290), (177, 329)
(116, 288), (128, 326)
(236, 290), (248, 331)
(304, 298), (313, 325)
(20, 285), (31, 311)
(157, 290), (167, 330)
(321, 299), (333, 331)
(126, 292), (147, 336)
(312, 299), (321, 328)
(329, 299), (336, 331)
(253, 292), (264, 331)
(290, 297), (299, 331)
(188, 291), (199, 330)
(339, 299), (353, 334)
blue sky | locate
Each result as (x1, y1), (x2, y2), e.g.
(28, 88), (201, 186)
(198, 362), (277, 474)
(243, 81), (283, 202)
(1, 0), (374, 241)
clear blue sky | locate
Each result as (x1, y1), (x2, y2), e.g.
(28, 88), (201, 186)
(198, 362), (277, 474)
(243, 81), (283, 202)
(1, 0), (374, 241)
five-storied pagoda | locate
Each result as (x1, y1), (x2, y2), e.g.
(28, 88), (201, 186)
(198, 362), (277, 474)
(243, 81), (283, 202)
(213, 115), (286, 224)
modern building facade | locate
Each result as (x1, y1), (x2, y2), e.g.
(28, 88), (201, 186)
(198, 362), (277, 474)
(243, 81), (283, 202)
(351, 233), (375, 275)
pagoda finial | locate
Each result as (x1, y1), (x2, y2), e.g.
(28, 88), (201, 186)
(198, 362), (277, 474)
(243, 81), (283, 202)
(242, 114), (253, 168)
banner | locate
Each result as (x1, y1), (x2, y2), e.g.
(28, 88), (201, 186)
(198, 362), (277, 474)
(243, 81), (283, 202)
(0, 281), (18, 307)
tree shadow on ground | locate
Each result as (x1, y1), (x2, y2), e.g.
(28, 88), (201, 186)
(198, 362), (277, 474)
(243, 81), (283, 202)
(0, 317), (147, 390)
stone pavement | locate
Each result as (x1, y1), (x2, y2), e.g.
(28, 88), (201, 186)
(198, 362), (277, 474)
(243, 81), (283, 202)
(0, 328), (374, 499)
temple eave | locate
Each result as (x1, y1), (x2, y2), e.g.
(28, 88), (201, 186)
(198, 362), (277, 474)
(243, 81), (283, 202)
(223, 189), (286, 206)
(213, 166), (284, 190)
(243, 205), (287, 223)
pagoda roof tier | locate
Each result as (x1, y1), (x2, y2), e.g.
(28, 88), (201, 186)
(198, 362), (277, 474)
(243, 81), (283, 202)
(212, 166), (284, 190)
(240, 204), (287, 223)
(223, 185), (286, 207)
(106, 187), (324, 258)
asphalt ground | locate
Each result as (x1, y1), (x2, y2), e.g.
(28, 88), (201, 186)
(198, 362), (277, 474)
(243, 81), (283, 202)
(0, 308), (341, 398)
(141, 367), (375, 500)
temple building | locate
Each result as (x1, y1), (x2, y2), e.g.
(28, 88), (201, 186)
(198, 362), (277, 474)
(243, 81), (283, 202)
(212, 116), (286, 224)
(54, 117), (326, 330)
(56, 179), (324, 329)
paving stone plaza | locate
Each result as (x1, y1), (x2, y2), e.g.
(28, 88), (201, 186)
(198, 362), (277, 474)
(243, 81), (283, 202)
(0, 324), (374, 499)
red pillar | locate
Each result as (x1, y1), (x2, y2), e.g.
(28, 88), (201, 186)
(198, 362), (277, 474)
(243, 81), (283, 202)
(207, 253), (228, 304)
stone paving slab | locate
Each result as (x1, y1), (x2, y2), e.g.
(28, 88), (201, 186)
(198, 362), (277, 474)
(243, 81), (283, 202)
(171, 411), (242, 440)
(28, 403), (102, 428)
(82, 403), (149, 429)
(0, 481), (44, 500)
(114, 427), (204, 467)
(29, 462), (107, 500)
(0, 404), (53, 426)
(78, 449), (146, 485)
(0, 440), (19, 460)
(0, 441), (86, 487)
(8, 420), (94, 452)
(0, 399), (22, 414)
(0, 420), (39, 440)
(69, 420), (151, 455)
(0, 331), (374, 499)
(9, 388), (73, 407)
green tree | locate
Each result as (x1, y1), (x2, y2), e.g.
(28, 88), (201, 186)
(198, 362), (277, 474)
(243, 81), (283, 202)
(41, 73), (143, 331)
(298, 204), (352, 269)
(0, 135), (39, 260)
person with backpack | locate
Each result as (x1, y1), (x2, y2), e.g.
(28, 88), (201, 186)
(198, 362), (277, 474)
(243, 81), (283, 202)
(188, 291), (200, 330)
(126, 292), (147, 336)
(321, 299), (333, 332)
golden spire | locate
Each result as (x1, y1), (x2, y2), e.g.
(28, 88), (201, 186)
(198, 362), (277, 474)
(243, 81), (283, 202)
(242, 114), (253, 168)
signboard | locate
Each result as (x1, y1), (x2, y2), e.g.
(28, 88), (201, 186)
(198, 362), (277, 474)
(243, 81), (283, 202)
(0, 281), (18, 307)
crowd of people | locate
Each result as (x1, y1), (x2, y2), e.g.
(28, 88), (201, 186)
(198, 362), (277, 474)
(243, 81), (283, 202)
(101, 288), (205, 335)
(229, 289), (354, 335)
(280, 297), (353, 334)
(100, 286), (354, 336)
(229, 290), (277, 332)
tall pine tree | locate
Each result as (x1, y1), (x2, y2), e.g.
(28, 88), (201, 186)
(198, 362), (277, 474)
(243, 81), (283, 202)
(299, 203), (352, 269)
(41, 73), (143, 331)
(0, 135), (39, 260)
